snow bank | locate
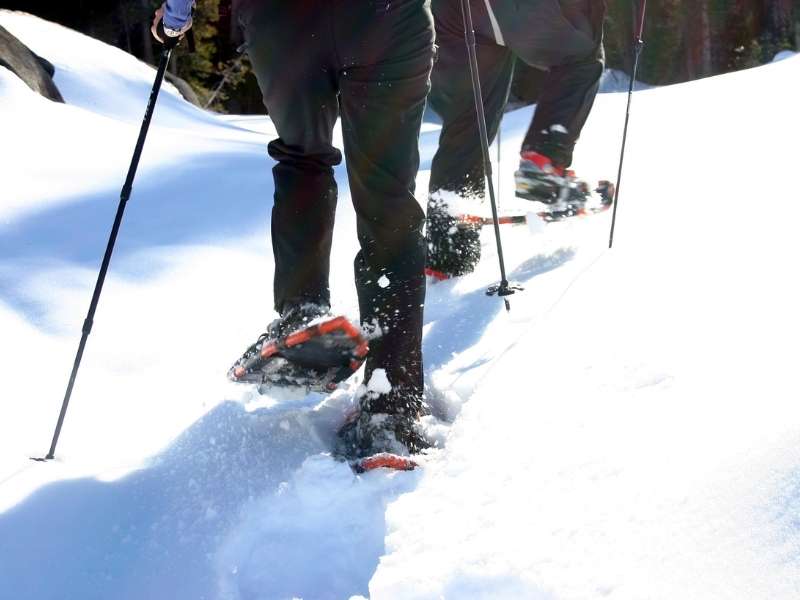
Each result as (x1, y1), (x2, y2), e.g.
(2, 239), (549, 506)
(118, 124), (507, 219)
(772, 49), (797, 62)
(1, 10), (211, 127)
(370, 45), (800, 600)
(0, 11), (274, 221)
(216, 455), (421, 600)
(599, 68), (652, 93)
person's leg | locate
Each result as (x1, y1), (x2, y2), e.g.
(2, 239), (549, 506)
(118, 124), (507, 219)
(240, 1), (341, 315)
(428, 0), (513, 196)
(496, 0), (606, 167)
(523, 46), (604, 166)
(335, 0), (434, 437)
(426, 0), (514, 276)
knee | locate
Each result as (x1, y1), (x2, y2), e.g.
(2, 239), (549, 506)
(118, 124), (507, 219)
(268, 139), (342, 172)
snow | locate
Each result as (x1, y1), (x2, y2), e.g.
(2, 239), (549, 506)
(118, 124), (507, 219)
(772, 50), (797, 62)
(366, 369), (393, 396)
(2, 9), (800, 600)
(598, 68), (652, 93)
(216, 455), (421, 600)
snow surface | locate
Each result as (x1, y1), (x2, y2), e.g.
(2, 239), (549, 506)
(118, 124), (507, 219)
(2, 10), (800, 600)
(772, 50), (798, 63)
(598, 68), (652, 93)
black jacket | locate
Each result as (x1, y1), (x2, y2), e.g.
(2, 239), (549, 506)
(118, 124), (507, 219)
(482, 0), (604, 68)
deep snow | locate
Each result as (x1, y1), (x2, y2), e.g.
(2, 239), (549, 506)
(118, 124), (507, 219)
(1, 10), (799, 600)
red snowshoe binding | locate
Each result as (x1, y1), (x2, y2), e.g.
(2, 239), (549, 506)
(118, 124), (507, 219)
(515, 150), (615, 222)
(514, 150), (571, 203)
(352, 453), (418, 473)
(424, 266), (451, 282)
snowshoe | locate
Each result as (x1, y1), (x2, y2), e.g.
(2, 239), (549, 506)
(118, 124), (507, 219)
(335, 408), (427, 473)
(537, 179), (615, 222)
(446, 183), (611, 232)
(515, 150), (613, 217)
(228, 314), (369, 393)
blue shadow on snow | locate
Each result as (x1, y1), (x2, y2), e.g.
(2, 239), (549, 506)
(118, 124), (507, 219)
(0, 395), (414, 600)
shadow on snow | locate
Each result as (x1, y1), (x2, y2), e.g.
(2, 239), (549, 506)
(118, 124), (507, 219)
(423, 247), (577, 374)
(0, 395), (419, 600)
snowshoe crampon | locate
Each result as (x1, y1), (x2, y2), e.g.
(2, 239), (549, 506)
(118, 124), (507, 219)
(228, 316), (368, 393)
(537, 179), (615, 222)
(537, 202), (611, 222)
(453, 214), (528, 229)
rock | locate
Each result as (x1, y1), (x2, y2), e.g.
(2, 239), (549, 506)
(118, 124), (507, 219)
(165, 70), (202, 107)
(0, 24), (63, 102)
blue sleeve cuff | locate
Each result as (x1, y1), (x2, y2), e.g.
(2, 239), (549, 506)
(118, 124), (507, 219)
(163, 0), (193, 30)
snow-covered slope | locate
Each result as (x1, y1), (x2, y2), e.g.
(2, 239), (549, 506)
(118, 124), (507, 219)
(1, 10), (799, 600)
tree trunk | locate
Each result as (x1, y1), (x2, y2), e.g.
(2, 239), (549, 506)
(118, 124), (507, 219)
(686, 0), (713, 78)
(140, 0), (155, 65)
(763, 0), (795, 48)
(119, 4), (133, 54)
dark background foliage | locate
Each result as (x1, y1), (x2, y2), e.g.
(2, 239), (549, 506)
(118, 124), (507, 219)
(2, 1), (797, 112)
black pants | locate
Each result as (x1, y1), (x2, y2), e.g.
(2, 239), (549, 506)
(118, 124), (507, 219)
(240, 0), (435, 409)
(428, 0), (606, 199)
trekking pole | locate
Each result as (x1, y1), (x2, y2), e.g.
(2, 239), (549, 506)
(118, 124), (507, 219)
(35, 48), (173, 461)
(460, 0), (519, 311)
(496, 121), (502, 209)
(608, 0), (647, 248)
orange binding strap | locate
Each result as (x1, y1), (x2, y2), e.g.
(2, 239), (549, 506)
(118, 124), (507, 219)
(338, 319), (363, 341)
(456, 215), (485, 225)
(286, 316), (365, 347)
(358, 453), (417, 472)
(285, 328), (314, 347)
(318, 316), (346, 335)
(424, 267), (449, 281)
(354, 341), (369, 358)
(260, 342), (279, 359)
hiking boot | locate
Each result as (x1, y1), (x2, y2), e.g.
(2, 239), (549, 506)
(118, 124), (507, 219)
(514, 150), (567, 203)
(335, 409), (430, 459)
(335, 378), (430, 459)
